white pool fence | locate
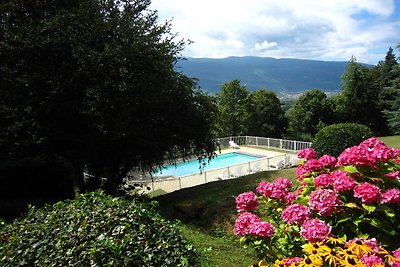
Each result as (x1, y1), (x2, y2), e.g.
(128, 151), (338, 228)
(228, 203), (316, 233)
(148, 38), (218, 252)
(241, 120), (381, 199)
(129, 136), (311, 194)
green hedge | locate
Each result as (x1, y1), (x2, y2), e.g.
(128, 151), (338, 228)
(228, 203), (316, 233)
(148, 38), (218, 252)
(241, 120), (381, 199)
(0, 191), (197, 266)
(312, 123), (373, 157)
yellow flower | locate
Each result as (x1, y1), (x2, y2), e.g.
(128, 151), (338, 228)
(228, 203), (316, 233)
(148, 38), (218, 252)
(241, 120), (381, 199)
(379, 247), (399, 264)
(347, 239), (374, 256)
(337, 248), (358, 262)
(326, 236), (346, 246)
(340, 257), (366, 267)
(298, 257), (323, 267)
(324, 248), (342, 266)
(302, 242), (325, 254)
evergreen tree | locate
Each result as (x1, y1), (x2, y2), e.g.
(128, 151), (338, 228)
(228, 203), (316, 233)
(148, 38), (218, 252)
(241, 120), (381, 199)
(336, 56), (386, 135)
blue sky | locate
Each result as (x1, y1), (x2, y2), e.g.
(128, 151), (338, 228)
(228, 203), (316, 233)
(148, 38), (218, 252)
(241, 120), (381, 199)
(150, 0), (400, 65)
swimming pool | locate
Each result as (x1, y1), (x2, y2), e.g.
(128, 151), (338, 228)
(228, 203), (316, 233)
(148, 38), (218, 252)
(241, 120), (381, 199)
(153, 152), (262, 177)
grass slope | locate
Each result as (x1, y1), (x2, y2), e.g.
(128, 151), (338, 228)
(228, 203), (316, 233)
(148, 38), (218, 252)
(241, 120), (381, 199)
(379, 135), (400, 148)
(154, 168), (297, 266)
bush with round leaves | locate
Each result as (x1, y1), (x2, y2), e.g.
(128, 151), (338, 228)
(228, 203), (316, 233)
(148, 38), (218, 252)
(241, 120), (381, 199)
(0, 190), (197, 266)
(312, 123), (373, 157)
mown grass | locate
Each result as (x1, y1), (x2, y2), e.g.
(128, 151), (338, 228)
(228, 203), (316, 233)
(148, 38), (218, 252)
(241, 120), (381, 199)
(379, 135), (400, 148)
(154, 168), (297, 266)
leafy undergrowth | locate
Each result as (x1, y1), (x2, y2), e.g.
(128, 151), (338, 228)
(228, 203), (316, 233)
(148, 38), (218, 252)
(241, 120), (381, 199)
(0, 191), (197, 267)
(154, 168), (298, 266)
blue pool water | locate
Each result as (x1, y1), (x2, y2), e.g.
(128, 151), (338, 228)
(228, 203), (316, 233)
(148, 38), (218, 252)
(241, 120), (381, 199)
(153, 152), (262, 177)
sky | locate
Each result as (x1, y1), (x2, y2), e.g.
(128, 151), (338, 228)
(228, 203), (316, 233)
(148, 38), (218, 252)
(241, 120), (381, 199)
(150, 0), (400, 65)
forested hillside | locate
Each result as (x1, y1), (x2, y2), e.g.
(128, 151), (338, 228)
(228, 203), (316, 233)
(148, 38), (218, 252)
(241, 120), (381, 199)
(177, 56), (372, 95)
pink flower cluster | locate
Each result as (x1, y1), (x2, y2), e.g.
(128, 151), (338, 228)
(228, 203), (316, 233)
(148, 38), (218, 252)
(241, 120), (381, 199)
(337, 137), (398, 167)
(314, 174), (333, 187)
(235, 191), (258, 212)
(386, 171), (400, 179)
(256, 178), (295, 203)
(331, 170), (356, 192)
(353, 183), (381, 204)
(281, 204), (311, 225)
(283, 257), (303, 267)
(300, 218), (331, 243)
(297, 148), (317, 160)
(296, 154), (337, 180)
(380, 188), (400, 205)
(234, 212), (275, 238)
(309, 189), (341, 216)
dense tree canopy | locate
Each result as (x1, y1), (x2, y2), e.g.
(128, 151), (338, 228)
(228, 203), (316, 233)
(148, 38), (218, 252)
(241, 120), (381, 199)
(335, 56), (386, 135)
(247, 90), (287, 138)
(215, 80), (250, 137)
(0, 0), (215, 194)
(286, 89), (334, 141)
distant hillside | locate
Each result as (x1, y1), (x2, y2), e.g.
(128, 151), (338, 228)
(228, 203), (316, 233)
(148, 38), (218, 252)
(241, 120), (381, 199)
(176, 56), (371, 96)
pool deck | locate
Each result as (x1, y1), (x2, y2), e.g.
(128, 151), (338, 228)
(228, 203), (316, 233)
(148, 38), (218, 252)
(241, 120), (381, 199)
(218, 145), (293, 158)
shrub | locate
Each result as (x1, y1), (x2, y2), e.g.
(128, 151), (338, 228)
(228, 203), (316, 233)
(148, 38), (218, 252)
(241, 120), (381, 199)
(0, 190), (197, 266)
(312, 123), (373, 157)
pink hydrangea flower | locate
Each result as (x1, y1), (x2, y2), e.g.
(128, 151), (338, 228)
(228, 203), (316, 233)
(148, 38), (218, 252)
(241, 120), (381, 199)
(234, 212), (261, 236)
(249, 221), (275, 238)
(284, 192), (298, 204)
(380, 188), (400, 205)
(296, 164), (311, 180)
(256, 181), (274, 197)
(300, 218), (331, 243)
(337, 137), (397, 167)
(270, 178), (292, 200)
(331, 170), (356, 192)
(281, 203), (311, 225)
(361, 254), (384, 267)
(298, 148), (317, 160)
(354, 183), (381, 204)
(235, 191), (258, 212)
(309, 189), (341, 216)
(283, 257), (303, 267)
(304, 159), (325, 172)
(385, 171), (400, 179)
(393, 247), (400, 258)
(318, 155), (337, 167)
(314, 173), (333, 188)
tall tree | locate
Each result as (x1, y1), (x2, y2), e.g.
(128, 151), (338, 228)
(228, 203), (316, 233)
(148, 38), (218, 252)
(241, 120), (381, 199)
(286, 89), (334, 141)
(215, 80), (250, 137)
(336, 56), (386, 135)
(378, 47), (400, 134)
(0, 0), (215, 194)
(247, 90), (287, 138)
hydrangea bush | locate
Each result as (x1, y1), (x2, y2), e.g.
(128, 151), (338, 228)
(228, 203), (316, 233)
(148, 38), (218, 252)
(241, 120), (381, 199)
(234, 137), (400, 264)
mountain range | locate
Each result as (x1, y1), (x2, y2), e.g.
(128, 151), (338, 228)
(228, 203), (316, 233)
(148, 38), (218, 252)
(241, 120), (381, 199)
(176, 56), (372, 97)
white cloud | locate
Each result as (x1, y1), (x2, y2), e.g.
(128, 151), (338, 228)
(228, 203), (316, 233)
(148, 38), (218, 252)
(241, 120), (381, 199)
(150, 0), (400, 64)
(253, 41), (278, 51)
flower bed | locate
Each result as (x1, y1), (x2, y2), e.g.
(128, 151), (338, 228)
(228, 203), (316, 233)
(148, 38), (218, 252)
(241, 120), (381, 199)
(234, 137), (400, 266)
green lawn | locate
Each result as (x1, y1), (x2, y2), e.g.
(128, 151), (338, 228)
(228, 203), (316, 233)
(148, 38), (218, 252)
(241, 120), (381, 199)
(154, 168), (298, 267)
(379, 135), (400, 148)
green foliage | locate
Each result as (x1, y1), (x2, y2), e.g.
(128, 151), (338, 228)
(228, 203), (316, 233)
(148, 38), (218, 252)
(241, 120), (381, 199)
(216, 80), (250, 136)
(247, 90), (287, 138)
(286, 89), (334, 140)
(0, 0), (215, 194)
(0, 191), (197, 266)
(312, 123), (373, 157)
(336, 56), (387, 134)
